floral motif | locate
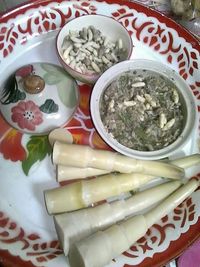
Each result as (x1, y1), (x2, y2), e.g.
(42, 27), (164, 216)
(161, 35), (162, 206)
(73, 2), (97, 17)
(129, 13), (200, 87)
(64, 83), (110, 150)
(78, 83), (92, 116)
(173, 197), (196, 226)
(1, 65), (34, 105)
(15, 64), (34, 77)
(0, 211), (62, 263)
(11, 100), (43, 131)
(0, 129), (26, 161)
(0, 115), (11, 139)
(123, 215), (175, 259)
(0, 24), (19, 57)
(1, 74), (26, 105)
(41, 63), (78, 109)
(22, 135), (52, 176)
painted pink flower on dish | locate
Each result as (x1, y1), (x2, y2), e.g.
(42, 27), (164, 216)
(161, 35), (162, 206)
(11, 100), (43, 131)
(15, 64), (34, 77)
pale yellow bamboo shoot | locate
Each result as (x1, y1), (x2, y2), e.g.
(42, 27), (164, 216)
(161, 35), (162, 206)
(145, 179), (199, 227)
(44, 172), (155, 214)
(56, 154), (199, 182)
(170, 154), (200, 169)
(57, 165), (110, 181)
(54, 181), (180, 255)
(53, 142), (184, 179)
(68, 179), (199, 267)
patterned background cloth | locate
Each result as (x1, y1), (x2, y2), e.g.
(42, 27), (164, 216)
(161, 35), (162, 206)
(0, 1), (199, 267)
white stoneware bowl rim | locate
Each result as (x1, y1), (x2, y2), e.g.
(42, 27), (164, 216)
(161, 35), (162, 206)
(90, 59), (197, 160)
(56, 14), (133, 84)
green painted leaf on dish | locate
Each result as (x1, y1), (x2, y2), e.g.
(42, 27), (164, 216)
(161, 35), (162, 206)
(57, 80), (78, 108)
(41, 63), (78, 108)
(39, 99), (59, 113)
(22, 135), (52, 176)
(41, 63), (60, 73)
(1, 75), (26, 104)
(41, 63), (65, 85)
(43, 72), (63, 85)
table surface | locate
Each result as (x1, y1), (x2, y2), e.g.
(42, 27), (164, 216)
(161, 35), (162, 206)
(0, 1), (199, 267)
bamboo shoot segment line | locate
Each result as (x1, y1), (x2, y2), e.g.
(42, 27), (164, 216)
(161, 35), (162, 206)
(68, 179), (199, 267)
(57, 165), (110, 182)
(54, 181), (181, 255)
(53, 142), (184, 179)
(45, 172), (155, 214)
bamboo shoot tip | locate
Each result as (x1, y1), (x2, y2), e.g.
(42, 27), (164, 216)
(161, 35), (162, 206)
(48, 128), (73, 146)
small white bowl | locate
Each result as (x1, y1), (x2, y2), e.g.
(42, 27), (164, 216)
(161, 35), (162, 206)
(90, 59), (197, 160)
(56, 15), (133, 84)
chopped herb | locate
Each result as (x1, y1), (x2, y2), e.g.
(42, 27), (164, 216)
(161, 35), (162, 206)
(100, 70), (184, 151)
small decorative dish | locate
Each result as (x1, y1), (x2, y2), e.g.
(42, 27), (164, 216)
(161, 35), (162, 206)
(0, 63), (79, 135)
(90, 59), (197, 160)
(56, 14), (133, 84)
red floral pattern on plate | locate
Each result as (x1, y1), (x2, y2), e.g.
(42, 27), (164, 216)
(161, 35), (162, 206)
(15, 64), (34, 77)
(11, 101), (43, 131)
(0, 114), (11, 139)
(0, 129), (26, 161)
(111, 7), (200, 91)
(0, 211), (62, 263)
(65, 83), (110, 150)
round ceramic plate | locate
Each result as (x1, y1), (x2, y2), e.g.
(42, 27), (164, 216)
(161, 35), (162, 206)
(0, 1), (200, 267)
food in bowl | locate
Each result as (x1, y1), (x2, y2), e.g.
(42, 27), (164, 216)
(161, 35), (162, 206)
(61, 25), (126, 75)
(56, 15), (132, 84)
(90, 59), (196, 160)
(100, 69), (184, 152)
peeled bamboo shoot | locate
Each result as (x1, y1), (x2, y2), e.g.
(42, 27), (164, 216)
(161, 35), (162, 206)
(170, 154), (200, 169)
(57, 154), (200, 182)
(57, 165), (110, 181)
(53, 142), (184, 179)
(45, 172), (155, 214)
(68, 179), (199, 267)
(54, 180), (181, 255)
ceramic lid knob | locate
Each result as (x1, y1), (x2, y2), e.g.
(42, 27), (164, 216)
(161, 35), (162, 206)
(23, 74), (45, 94)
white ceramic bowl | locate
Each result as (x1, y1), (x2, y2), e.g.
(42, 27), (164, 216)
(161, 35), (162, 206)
(56, 15), (133, 84)
(90, 59), (197, 160)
